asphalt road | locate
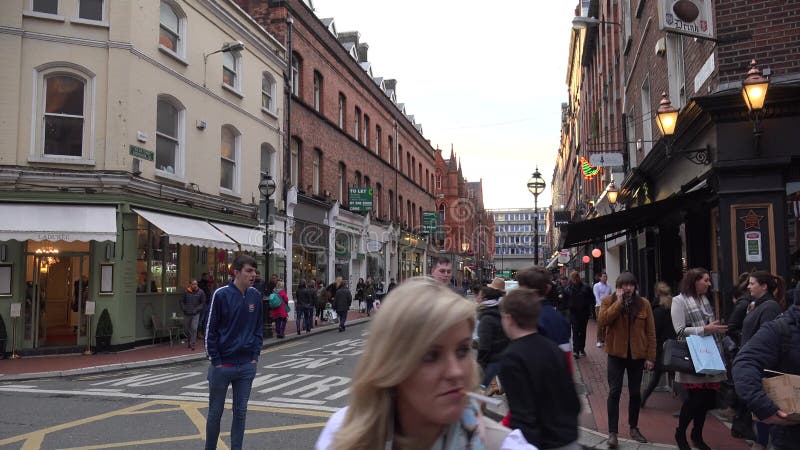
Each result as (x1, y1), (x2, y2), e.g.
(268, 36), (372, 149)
(0, 322), (369, 450)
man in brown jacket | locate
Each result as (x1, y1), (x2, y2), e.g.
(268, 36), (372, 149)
(598, 272), (656, 448)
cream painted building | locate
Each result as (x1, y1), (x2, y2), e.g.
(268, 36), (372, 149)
(0, 0), (286, 353)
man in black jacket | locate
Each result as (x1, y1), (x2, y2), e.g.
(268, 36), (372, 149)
(733, 304), (800, 450)
(499, 288), (581, 450)
(333, 280), (352, 332)
(566, 271), (594, 358)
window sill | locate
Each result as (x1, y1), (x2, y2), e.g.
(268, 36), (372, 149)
(219, 188), (242, 199)
(29, 155), (95, 166)
(23, 10), (66, 22)
(70, 18), (110, 28)
(158, 46), (189, 66)
(222, 83), (244, 99)
(261, 107), (278, 120)
(154, 169), (185, 184)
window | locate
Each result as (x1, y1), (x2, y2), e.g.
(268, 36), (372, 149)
(641, 77), (653, 154)
(159, 1), (185, 58)
(411, 156), (416, 181)
(33, 0), (58, 14)
(313, 71), (322, 112)
(338, 93), (346, 129)
(354, 171), (362, 187)
(79, 0), (103, 21)
(338, 162), (346, 202)
(666, 34), (686, 106)
(220, 126), (239, 192)
(363, 114), (370, 147)
(260, 143), (275, 178)
(291, 53), (300, 95)
(425, 169), (430, 191)
(435, 172), (442, 190)
(418, 163), (422, 185)
(389, 136), (394, 164)
(398, 144), (403, 171)
(399, 195), (404, 223)
(375, 183), (382, 216)
(354, 106), (361, 140)
(156, 96), (184, 176)
(438, 204), (446, 225)
(406, 153), (411, 176)
(42, 75), (85, 158)
(312, 149), (321, 195)
(290, 137), (300, 187)
(136, 216), (191, 294)
(262, 73), (276, 113)
(375, 125), (382, 155)
(389, 189), (395, 221)
(222, 51), (241, 91)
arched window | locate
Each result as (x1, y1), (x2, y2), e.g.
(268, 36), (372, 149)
(438, 203), (446, 224)
(220, 125), (240, 192)
(291, 52), (302, 95)
(260, 143), (275, 178)
(290, 137), (301, 187)
(338, 162), (347, 203)
(435, 171), (442, 190)
(312, 148), (322, 195)
(261, 73), (276, 113)
(313, 70), (322, 111)
(156, 95), (185, 176)
(159, 1), (186, 58)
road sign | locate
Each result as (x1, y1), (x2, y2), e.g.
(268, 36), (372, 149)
(422, 211), (438, 233)
(348, 187), (373, 212)
(589, 152), (623, 167)
(129, 145), (154, 161)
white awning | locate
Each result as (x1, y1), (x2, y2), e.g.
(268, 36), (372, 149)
(210, 222), (286, 254)
(0, 203), (117, 242)
(134, 209), (236, 250)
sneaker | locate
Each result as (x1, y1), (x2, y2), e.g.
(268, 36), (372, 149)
(596, 341), (605, 348)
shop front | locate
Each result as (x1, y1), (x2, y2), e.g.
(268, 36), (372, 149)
(398, 232), (426, 282)
(289, 194), (332, 295)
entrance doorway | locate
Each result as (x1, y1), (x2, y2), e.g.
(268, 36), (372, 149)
(24, 241), (90, 348)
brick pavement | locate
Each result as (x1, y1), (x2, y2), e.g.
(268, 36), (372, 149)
(577, 319), (749, 449)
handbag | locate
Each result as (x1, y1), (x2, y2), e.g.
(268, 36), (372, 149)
(686, 335), (726, 375)
(662, 339), (695, 374)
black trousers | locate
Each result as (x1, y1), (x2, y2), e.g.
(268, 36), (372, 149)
(607, 355), (644, 433)
(571, 314), (589, 353)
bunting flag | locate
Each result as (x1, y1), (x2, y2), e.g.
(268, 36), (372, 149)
(580, 156), (601, 180)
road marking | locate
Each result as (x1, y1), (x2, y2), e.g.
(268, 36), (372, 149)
(90, 371), (202, 387)
(0, 384), (35, 388)
(85, 388), (123, 392)
(262, 341), (305, 354)
(267, 397), (326, 405)
(179, 391), (209, 397)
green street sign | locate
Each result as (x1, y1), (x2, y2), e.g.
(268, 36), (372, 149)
(129, 145), (154, 161)
(422, 211), (438, 233)
(348, 187), (373, 212)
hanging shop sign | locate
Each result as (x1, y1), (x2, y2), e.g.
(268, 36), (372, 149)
(580, 156), (601, 180)
(657, 0), (715, 40)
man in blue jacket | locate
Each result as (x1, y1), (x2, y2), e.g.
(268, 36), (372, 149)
(204, 255), (264, 450)
(733, 304), (800, 450)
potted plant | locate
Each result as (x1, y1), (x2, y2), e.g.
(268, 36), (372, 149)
(0, 314), (7, 359)
(95, 308), (113, 352)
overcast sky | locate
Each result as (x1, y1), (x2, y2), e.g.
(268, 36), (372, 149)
(312, 0), (577, 209)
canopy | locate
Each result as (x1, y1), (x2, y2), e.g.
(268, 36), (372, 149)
(209, 222), (286, 254)
(0, 203), (117, 242)
(134, 209), (236, 250)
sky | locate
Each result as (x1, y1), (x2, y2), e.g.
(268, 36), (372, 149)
(312, 0), (577, 209)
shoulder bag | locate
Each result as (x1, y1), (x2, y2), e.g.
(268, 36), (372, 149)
(662, 339), (695, 374)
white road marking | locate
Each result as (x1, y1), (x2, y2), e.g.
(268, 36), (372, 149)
(86, 388), (124, 392)
(267, 397), (326, 405)
(0, 384), (35, 388)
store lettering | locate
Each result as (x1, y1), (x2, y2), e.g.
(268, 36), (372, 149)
(38, 233), (70, 241)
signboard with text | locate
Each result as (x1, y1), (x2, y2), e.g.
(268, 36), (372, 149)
(422, 211), (438, 234)
(657, 0), (715, 40)
(129, 145), (154, 161)
(348, 187), (373, 212)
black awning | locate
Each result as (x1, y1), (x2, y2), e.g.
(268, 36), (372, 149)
(560, 189), (711, 248)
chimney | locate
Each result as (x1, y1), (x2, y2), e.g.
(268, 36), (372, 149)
(357, 42), (369, 63)
(337, 31), (360, 46)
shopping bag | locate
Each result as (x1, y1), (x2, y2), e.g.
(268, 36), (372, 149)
(662, 339), (695, 374)
(686, 335), (726, 375)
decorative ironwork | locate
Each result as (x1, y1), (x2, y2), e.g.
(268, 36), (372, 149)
(667, 144), (711, 165)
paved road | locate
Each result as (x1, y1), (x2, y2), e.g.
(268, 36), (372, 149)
(0, 323), (369, 450)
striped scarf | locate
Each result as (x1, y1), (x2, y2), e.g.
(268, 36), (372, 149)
(675, 293), (723, 349)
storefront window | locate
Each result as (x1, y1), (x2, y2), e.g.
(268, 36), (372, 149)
(136, 217), (187, 293)
(367, 251), (385, 286)
(292, 220), (329, 293)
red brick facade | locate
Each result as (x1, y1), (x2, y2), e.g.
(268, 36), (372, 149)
(236, 0), (435, 229)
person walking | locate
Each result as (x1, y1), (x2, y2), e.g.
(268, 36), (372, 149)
(355, 277), (365, 312)
(567, 271), (594, 358)
(364, 276), (376, 316)
(295, 279), (315, 334)
(598, 271), (656, 447)
(499, 287), (582, 449)
(671, 268), (728, 450)
(593, 272), (612, 348)
(726, 273), (757, 440)
(476, 285), (507, 388)
(641, 281), (676, 407)
(204, 255), (263, 450)
(733, 303), (800, 450)
(269, 281), (289, 338)
(333, 279), (352, 332)
(180, 279), (206, 351)
(315, 280), (327, 325)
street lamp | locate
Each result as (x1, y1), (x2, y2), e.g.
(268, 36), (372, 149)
(202, 41), (245, 88)
(527, 167), (546, 265)
(606, 181), (619, 211)
(571, 16), (621, 29)
(258, 170), (276, 338)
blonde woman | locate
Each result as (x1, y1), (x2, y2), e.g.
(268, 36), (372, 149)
(315, 277), (534, 450)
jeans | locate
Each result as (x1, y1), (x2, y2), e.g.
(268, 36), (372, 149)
(296, 307), (313, 333)
(274, 317), (287, 337)
(183, 314), (199, 347)
(366, 299), (374, 315)
(571, 314), (589, 353)
(205, 362), (257, 450)
(607, 355), (644, 433)
(337, 309), (348, 330)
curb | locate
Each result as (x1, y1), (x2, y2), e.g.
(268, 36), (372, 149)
(0, 317), (371, 382)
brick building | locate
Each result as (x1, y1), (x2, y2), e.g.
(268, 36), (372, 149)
(557, 0), (800, 309)
(236, 0), (436, 289)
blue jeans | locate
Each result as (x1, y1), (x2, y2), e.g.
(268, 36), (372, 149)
(337, 309), (348, 330)
(296, 307), (313, 332)
(205, 363), (257, 450)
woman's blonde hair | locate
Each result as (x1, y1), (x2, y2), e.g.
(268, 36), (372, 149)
(332, 277), (478, 450)
(654, 281), (672, 309)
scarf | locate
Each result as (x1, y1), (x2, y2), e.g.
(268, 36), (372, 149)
(478, 299), (501, 309)
(675, 293), (723, 349)
(386, 402), (485, 450)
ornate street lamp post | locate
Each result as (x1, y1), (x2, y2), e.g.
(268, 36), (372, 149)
(527, 167), (546, 266)
(259, 171), (276, 338)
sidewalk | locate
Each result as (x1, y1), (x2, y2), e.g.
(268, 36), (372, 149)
(573, 319), (749, 449)
(0, 310), (369, 381)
